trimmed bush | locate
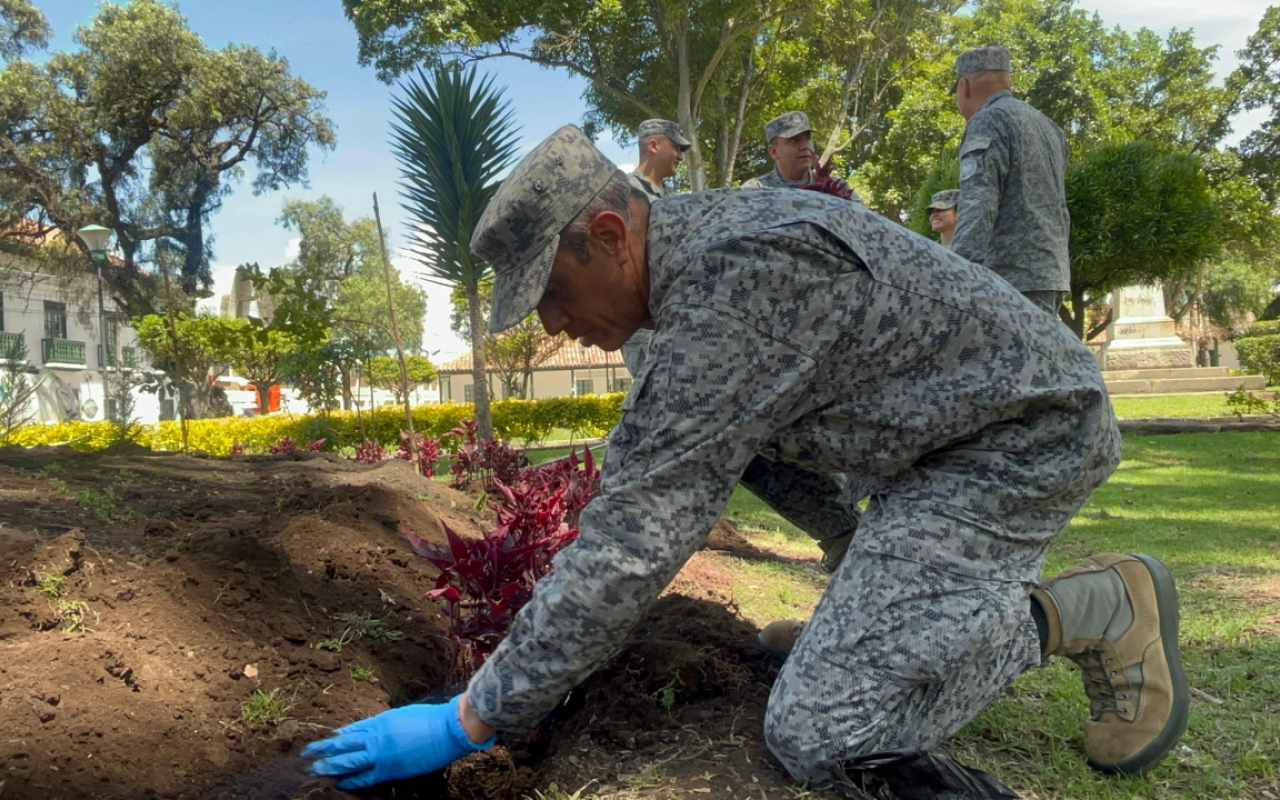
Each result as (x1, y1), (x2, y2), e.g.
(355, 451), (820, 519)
(8, 394), (627, 455)
(1236, 334), (1280, 386)
(1239, 320), (1280, 338)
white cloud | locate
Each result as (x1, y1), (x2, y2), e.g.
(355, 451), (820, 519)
(283, 237), (301, 263)
(616, 162), (637, 173)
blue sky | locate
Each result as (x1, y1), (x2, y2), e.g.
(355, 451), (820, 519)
(39, 0), (1275, 359)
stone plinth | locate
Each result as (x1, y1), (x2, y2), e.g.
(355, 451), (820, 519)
(1105, 284), (1193, 370)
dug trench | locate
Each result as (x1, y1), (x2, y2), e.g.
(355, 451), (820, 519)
(0, 448), (836, 800)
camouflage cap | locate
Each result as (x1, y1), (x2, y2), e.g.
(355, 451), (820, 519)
(953, 45), (1011, 90)
(470, 125), (621, 334)
(637, 119), (692, 151)
(765, 111), (811, 143)
(926, 189), (960, 212)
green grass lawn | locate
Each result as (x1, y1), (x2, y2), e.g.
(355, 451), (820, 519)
(1109, 389), (1278, 420)
(719, 432), (1280, 799)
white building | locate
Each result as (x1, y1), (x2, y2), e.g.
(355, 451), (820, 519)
(1, 249), (168, 425)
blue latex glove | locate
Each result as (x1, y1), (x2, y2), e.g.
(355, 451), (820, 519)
(302, 695), (495, 790)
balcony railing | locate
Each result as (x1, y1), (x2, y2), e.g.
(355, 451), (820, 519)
(42, 338), (87, 366)
(102, 345), (138, 369)
(0, 331), (24, 360)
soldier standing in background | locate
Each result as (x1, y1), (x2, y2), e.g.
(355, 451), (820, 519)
(742, 111), (862, 203)
(951, 46), (1070, 317)
(926, 189), (960, 248)
(629, 119), (691, 201)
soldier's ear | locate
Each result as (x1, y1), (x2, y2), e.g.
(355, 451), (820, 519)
(586, 211), (629, 258)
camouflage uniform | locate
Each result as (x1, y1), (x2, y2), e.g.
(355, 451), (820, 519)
(742, 111), (865, 205)
(950, 50), (1070, 302)
(468, 126), (1121, 787)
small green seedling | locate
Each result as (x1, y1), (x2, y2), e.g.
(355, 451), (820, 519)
(332, 611), (405, 644)
(58, 599), (90, 633)
(240, 688), (292, 727)
(349, 665), (376, 682)
(652, 672), (684, 711)
(76, 487), (132, 522)
(35, 571), (65, 599)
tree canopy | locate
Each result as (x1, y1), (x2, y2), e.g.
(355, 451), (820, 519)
(1, 0), (334, 317)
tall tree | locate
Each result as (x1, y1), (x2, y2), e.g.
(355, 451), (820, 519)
(0, 0), (334, 316)
(346, 0), (810, 189)
(391, 65), (519, 441)
(273, 197), (427, 408)
(0, 0), (47, 61)
(1064, 141), (1221, 340)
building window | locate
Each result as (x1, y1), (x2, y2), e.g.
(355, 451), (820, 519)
(464, 383), (474, 403)
(612, 377), (633, 393)
(44, 301), (67, 340)
(104, 312), (119, 365)
(575, 379), (595, 396)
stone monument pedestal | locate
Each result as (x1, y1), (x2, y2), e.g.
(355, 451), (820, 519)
(1105, 284), (1193, 370)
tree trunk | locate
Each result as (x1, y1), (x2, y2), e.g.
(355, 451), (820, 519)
(724, 41), (756, 187)
(1067, 287), (1088, 341)
(255, 381), (272, 416)
(674, 19), (707, 191)
(468, 284), (495, 440)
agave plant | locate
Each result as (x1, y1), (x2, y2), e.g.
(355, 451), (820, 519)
(390, 65), (520, 442)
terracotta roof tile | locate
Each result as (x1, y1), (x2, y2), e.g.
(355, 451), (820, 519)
(438, 339), (626, 373)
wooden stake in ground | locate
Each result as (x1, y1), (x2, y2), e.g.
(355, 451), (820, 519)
(160, 263), (189, 453)
(372, 193), (421, 474)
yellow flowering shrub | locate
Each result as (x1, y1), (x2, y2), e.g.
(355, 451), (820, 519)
(7, 394), (628, 455)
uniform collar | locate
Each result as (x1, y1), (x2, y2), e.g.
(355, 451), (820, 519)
(980, 89), (1013, 110)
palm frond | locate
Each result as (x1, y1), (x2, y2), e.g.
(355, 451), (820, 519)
(390, 65), (521, 291)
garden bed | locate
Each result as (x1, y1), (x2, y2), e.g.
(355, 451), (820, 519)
(0, 448), (821, 800)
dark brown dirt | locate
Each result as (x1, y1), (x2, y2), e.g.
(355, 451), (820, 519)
(0, 447), (833, 800)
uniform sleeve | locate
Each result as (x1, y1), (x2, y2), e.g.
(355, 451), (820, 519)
(951, 118), (1009, 265)
(466, 297), (817, 730)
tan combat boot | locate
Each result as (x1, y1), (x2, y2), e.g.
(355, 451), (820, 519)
(1033, 553), (1189, 775)
(758, 619), (804, 660)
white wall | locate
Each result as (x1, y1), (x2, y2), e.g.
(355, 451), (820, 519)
(1, 267), (161, 425)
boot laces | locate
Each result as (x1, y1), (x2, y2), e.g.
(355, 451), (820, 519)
(1076, 648), (1122, 718)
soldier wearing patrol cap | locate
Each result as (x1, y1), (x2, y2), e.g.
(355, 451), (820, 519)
(951, 45), (1070, 316)
(303, 125), (1187, 796)
(926, 189), (960, 248)
(630, 118), (691, 200)
(742, 111), (862, 203)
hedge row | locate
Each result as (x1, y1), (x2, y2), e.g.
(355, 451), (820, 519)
(9, 394), (626, 455)
(1236, 321), (1280, 386)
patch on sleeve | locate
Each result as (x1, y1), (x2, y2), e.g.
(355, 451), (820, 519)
(958, 135), (992, 182)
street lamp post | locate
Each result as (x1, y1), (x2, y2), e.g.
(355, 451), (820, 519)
(76, 225), (113, 423)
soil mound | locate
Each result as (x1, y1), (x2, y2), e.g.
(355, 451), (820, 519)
(0, 449), (823, 800)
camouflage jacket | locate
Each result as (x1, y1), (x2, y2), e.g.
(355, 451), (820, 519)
(951, 90), (1070, 292)
(467, 189), (1117, 730)
(741, 168), (866, 206)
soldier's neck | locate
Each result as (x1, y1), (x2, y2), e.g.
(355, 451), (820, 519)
(636, 159), (666, 186)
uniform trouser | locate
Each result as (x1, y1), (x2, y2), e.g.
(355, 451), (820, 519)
(739, 456), (865, 550)
(763, 495), (1047, 786)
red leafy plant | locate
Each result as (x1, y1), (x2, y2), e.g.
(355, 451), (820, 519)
(268, 436), (325, 454)
(798, 160), (856, 200)
(445, 419), (523, 490)
(396, 430), (442, 477)
(405, 447), (598, 674)
(229, 440), (247, 456)
(268, 436), (297, 454)
(352, 440), (387, 464)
